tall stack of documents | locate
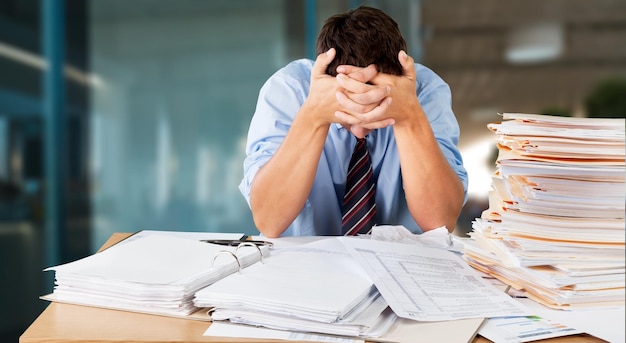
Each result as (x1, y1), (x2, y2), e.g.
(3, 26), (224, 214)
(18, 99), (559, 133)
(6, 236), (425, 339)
(464, 113), (625, 310)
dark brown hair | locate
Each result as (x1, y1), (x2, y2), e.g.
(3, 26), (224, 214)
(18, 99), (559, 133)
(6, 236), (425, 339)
(316, 6), (407, 77)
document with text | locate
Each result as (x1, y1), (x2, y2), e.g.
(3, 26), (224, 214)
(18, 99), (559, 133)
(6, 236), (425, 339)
(340, 237), (531, 321)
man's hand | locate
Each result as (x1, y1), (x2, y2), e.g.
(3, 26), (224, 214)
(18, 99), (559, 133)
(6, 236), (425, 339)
(304, 48), (348, 127)
(306, 49), (419, 138)
(332, 51), (421, 136)
(333, 64), (395, 137)
(368, 50), (421, 126)
(335, 64), (388, 113)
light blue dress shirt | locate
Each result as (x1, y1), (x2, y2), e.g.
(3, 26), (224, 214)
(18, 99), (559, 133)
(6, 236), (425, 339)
(239, 59), (468, 236)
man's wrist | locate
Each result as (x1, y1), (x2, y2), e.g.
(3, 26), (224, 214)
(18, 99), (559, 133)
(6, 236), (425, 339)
(392, 101), (426, 129)
(299, 99), (335, 129)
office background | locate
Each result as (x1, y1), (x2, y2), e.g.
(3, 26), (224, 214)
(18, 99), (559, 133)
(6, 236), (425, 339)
(0, 0), (624, 341)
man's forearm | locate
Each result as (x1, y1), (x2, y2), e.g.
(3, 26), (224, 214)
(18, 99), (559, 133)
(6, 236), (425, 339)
(393, 107), (465, 232)
(249, 105), (330, 237)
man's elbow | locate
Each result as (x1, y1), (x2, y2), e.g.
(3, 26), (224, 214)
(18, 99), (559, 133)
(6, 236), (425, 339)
(252, 215), (287, 238)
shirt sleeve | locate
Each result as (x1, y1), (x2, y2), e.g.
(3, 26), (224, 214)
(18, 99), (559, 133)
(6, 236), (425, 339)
(238, 60), (312, 206)
(415, 64), (469, 204)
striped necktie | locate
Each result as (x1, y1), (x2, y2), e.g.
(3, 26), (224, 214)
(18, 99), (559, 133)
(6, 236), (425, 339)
(342, 138), (377, 235)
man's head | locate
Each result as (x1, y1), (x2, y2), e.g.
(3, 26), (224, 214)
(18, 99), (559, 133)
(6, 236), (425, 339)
(316, 6), (407, 77)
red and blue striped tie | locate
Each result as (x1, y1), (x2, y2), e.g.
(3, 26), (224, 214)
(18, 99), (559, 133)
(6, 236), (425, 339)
(342, 138), (377, 235)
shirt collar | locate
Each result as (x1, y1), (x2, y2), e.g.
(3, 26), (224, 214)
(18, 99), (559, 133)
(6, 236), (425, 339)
(333, 123), (378, 140)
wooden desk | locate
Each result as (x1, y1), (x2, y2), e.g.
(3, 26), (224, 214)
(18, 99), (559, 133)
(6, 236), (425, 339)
(20, 233), (606, 343)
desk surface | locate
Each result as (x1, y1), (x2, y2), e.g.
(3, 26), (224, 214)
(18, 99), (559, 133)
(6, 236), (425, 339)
(20, 233), (606, 343)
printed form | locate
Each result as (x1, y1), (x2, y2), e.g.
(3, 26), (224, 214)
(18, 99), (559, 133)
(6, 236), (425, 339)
(340, 237), (531, 322)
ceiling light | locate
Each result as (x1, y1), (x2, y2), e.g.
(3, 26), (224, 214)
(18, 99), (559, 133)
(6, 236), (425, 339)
(0, 41), (103, 88)
(505, 22), (564, 64)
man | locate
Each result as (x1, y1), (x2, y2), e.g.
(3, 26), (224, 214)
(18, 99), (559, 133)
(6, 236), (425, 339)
(239, 6), (467, 238)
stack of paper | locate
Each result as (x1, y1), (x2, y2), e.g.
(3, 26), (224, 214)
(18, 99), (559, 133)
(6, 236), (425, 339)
(193, 238), (397, 338)
(464, 113), (625, 310)
(43, 234), (270, 318)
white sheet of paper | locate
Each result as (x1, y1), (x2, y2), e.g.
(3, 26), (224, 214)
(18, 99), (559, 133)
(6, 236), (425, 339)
(340, 237), (531, 321)
(120, 230), (246, 244)
(370, 225), (456, 250)
(194, 237), (376, 323)
(478, 314), (583, 342)
(204, 322), (364, 343)
(47, 235), (250, 284)
(514, 298), (625, 343)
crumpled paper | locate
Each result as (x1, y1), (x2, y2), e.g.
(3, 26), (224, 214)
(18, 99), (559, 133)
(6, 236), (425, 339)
(370, 225), (464, 253)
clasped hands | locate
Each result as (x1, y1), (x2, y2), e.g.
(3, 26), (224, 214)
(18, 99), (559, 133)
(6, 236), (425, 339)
(308, 48), (421, 139)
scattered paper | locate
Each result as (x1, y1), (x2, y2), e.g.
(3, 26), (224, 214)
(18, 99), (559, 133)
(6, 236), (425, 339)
(513, 297), (625, 343)
(340, 237), (531, 321)
(479, 314), (582, 343)
(370, 225), (456, 250)
(205, 322), (364, 343)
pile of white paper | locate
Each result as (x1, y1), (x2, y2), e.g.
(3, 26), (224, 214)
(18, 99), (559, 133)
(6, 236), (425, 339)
(44, 234), (270, 317)
(464, 113), (625, 310)
(193, 238), (397, 338)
